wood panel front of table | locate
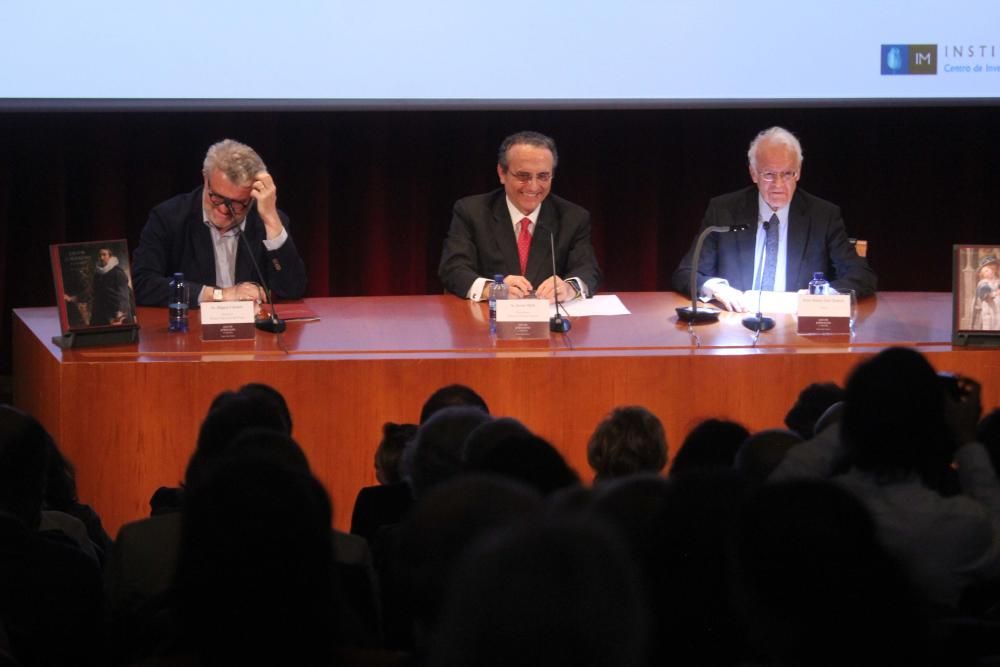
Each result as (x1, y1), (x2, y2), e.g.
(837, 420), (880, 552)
(14, 292), (1000, 536)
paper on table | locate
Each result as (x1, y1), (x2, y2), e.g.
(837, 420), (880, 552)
(743, 291), (800, 314)
(551, 294), (631, 317)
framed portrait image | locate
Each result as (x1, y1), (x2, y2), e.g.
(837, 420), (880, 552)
(49, 239), (140, 348)
(952, 244), (1000, 346)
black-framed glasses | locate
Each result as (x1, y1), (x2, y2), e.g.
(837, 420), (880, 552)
(505, 169), (552, 184)
(206, 188), (253, 214)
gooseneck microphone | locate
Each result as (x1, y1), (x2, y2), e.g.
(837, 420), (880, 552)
(742, 219), (775, 333)
(676, 224), (749, 323)
(540, 224), (571, 333)
(226, 201), (286, 334)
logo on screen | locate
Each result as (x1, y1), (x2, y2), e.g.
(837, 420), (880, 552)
(881, 45), (937, 75)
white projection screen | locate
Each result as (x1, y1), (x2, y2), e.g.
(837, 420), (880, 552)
(3, 0), (999, 110)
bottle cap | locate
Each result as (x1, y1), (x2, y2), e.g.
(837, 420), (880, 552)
(812, 272), (825, 280)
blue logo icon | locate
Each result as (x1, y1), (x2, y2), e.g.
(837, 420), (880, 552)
(881, 44), (937, 75)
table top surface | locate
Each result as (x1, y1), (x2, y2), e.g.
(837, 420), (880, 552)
(14, 291), (961, 363)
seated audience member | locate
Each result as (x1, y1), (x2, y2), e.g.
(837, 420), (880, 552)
(978, 407), (1000, 478)
(383, 475), (541, 654)
(586, 405), (668, 483)
(132, 138), (307, 307)
(438, 130), (600, 303)
(733, 428), (803, 489)
(428, 515), (648, 667)
(465, 431), (580, 496)
(0, 405), (107, 666)
(672, 126), (876, 313)
(419, 383), (490, 424)
(169, 458), (338, 665)
(772, 347), (1000, 609)
(735, 479), (933, 666)
(402, 406), (493, 499)
(591, 470), (751, 666)
(670, 418), (749, 476)
(784, 381), (845, 439)
(462, 416), (534, 466)
(351, 422), (418, 544)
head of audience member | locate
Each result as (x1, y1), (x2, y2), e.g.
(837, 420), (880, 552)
(671, 418), (749, 477)
(841, 347), (965, 491)
(391, 474), (542, 652)
(403, 406), (492, 498)
(428, 514), (648, 667)
(201, 139), (266, 232)
(587, 405), (668, 483)
(747, 126), (803, 211)
(174, 457), (337, 664)
(419, 384), (489, 425)
(734, 479), (927, 666)
(0, 405), (51, 529)
(462, 416), (533, 466)
(238, 382), (293, 434)
(376, 422), (418, 486)
(784, 382), (845, 439)
(465, 432), (580, 496)
(733, 428), (804, 488)
(496, 130), (559, 217)
(184, 390), (291, 491)
(979, 408), (1000, 479)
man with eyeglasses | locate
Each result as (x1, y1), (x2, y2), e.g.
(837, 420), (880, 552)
(133, 139), (306, 307)
(438, 130), (600, 302)
(672, 126), (876, 312)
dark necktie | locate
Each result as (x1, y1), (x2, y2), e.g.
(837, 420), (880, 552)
(760, 214), (779, 291)
(517, 218), (532, 275)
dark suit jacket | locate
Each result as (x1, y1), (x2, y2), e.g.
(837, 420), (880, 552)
(132, 187), (307, 307)
(671, 186), (876, 298)
(438, 188), (600, 298)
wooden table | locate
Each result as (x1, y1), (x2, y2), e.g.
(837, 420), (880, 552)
(13, 292), (1000, 536)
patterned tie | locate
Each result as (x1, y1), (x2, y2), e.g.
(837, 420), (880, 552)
(760, 214), (779, 291)
(517, 217), (532, 275)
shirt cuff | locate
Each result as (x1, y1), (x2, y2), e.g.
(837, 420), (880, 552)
(566, 277), (586, 299)
(467, 277), (491, 301)
(262, 227), (288, 251)
(701, 277), (728, 301)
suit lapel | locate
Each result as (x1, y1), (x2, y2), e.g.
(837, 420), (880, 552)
(491, 195), (521, 275)
(785, 192), (809, 289)
(736, 189), (759, 289)
(190, 189), (220, 284)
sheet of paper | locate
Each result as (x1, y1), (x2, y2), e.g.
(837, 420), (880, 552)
(552, 294), (631, 317)
(743, 290), (801, 314)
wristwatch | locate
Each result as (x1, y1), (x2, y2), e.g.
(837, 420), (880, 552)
(212, 287), (224, 301)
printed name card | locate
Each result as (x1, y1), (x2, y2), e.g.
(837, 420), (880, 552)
(496, 299), (550, 340)
(797, 293), (851, 335)
(201, 301), (256, 340)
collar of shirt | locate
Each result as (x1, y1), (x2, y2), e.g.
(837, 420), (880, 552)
(505, 196), (540, 234)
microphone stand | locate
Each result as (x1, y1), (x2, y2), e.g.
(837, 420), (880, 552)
(676, 224), (749, 323)
(742, 220), (775, 333)
(546, 229), (571, 333)
(227, 201), (286, 334)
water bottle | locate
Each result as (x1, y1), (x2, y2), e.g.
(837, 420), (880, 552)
(488, 274), (508, 334)
(808, 272), (830, 295)
(168, 272), (189, 332)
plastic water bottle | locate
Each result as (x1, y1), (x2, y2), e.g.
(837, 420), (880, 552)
(488, 274), (508, 334)
(168, 272), (189, 333)
(808, 272), (830, 295)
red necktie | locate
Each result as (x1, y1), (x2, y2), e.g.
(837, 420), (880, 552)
(517, 218), (532, 275)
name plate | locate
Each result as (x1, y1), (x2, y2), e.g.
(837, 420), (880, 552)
(797, 293), (851, 335)
(201, 301), (256, 340)
(496, 299), (550, 340)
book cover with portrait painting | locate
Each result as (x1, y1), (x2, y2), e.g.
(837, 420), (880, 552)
(50, 239), (138, 334)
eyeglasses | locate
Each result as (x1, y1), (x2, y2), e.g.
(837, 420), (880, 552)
(758, 170), (798, 183)
(505, 169), (552, 184)
(206, 187), (253, 214)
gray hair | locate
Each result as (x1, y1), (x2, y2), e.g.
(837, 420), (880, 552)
(202, 139), (267, 186)
(747, 126), (803, 171)
(497, 131), (559, 170)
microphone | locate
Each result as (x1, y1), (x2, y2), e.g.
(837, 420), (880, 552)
(539, 223), (570, 333)
(676, 224), (749, 323)
(742, 219), (775, 333)
(227, 201), (286, 334)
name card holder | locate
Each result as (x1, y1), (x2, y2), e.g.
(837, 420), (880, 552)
(201, 301), (256, 340)
(797, 293), (851, 335)
(496, 299), (550, 340)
